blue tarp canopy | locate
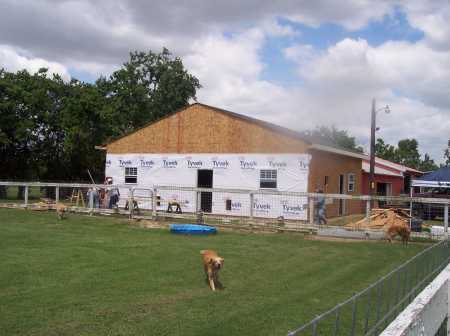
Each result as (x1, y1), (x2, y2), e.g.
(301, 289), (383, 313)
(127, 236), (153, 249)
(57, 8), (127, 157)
(412, 166), (450, 188)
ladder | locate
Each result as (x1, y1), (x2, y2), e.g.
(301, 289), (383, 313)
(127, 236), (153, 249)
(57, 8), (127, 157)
(70, 189), (86, 207)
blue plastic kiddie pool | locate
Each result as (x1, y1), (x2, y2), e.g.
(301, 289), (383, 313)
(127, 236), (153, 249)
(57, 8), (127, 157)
(170, 224), (217, 235)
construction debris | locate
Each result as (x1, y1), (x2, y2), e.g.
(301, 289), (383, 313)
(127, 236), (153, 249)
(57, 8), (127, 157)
(28, 198), (57, 211)
(345, 208), (411, 230)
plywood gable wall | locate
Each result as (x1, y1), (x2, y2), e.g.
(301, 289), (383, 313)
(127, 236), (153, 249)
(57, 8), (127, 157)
(106, 104), (309, 154)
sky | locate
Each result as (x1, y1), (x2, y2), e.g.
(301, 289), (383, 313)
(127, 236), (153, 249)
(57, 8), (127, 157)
(0, 0), (449, 163)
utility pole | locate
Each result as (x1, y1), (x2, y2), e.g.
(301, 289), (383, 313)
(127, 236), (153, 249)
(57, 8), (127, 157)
(369, 98), (376, 199)
(368, 99), (390, 203)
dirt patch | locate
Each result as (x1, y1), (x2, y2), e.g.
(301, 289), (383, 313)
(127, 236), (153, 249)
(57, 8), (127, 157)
(130, 219), (169, 229)
(305, 235), (376, 243)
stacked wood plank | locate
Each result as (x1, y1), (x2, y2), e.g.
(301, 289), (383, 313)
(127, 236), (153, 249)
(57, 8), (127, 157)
(29, 198), (56, 211)
(345, 208), (411, 230)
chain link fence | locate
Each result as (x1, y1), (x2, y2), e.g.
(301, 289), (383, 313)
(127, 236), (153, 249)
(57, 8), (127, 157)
(0, 182), (448, 238)
(287, 240), (450, 336)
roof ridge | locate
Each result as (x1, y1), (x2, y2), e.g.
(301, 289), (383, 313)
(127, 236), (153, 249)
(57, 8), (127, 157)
(193, 102), (312, 144)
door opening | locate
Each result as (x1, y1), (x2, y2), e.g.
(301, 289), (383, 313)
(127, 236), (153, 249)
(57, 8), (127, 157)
(376, 182), (392, 207)
(197, 170), (213, 213)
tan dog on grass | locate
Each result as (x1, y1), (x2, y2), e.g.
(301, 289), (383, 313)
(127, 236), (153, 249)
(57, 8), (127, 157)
(386, 223), (411, 245)
(201, 250), (224, 291)
(55, 203), (68, 220)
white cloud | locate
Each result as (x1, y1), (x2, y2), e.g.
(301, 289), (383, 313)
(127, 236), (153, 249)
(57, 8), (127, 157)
(283, 37), (450, 162)
(0, 0), (449, 163)
(184, 29), (300, 125)
(286, 0), (393, 30)
(0, 45), (70, 80)
(291, 38), (450, 110)
(402, 0), (450, 50)
(283, 44), (316, 66)
(260, 19), (299, 37)
(0, 0), (397, 76)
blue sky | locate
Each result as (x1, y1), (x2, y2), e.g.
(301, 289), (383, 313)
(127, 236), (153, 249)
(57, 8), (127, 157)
(260, 9), (424, 85)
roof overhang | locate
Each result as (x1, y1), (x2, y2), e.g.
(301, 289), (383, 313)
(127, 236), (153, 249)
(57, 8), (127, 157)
(309, 144), (367, 160)
(362, 161), (403, 177)
(412, 180), (450, 188)
(366, 157), (423, 175)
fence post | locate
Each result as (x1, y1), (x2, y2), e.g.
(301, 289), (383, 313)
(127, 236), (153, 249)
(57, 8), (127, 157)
(366, 199), (371, 218)
(24, 185), (28, 209)
(55, 186), (59, 203)
(444, 204), (448, 234)
(152, 187), (157, 220)
(194, 190), (198, 212)
(196, 190), (201, 213)
(312, 320), (318, 336)
(128, 188), (134, 219)
(249, 192), (254, 220)
(374, 282), (382, 334)
(364, 287), (372, 333)
(409, 188), (413, 228)
(309, 196), (315, 225)
(333, 306), (341, 336)
(350, 296), (358, 336)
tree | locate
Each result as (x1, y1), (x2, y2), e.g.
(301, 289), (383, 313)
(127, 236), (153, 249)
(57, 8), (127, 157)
(301, 125), (364, 153)
(97, 48), (201, 136)
(396, 139), (421, 168)
(0, 68), (59, 181)
(444, 140), (450, 166)
(375, 138), (439, 171)
(375, 138), (396, 162)
(418, 153), (438, 172)
(0, 68), (68, 196)
(56, 80), (110, 181)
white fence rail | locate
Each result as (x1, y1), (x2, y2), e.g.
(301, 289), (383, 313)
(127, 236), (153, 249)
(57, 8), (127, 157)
(380, 262), (450, 336)
(0, 181), (449, 235)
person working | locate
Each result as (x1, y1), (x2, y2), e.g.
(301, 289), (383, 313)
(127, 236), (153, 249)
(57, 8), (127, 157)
(86, 187), (100, 208)
(315, 188), (327, 225)
(105, 177), (120, 209)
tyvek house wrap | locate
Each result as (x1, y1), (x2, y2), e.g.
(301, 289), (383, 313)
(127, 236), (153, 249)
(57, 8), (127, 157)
(105, 153), (311, 220)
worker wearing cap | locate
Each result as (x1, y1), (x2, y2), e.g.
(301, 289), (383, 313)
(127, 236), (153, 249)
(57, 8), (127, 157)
(106, 178), (120, 209)
(315, 188), (327, 225)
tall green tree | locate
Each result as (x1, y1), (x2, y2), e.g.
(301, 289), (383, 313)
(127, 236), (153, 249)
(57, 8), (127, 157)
(375, 138), (397, 162)
(97, 48), (201, 136)
(301, 125), (364, 153)
(0, 68), (64, 181)
(444, 140), (450, 166)
(418, 153), (439, 172)
(396, 139), (421, 168)
(376, 138), (438, 171)
(56, 80), (110, 181)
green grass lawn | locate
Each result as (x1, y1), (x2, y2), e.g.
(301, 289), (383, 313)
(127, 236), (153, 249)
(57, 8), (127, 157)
(0, 209), (426, 336)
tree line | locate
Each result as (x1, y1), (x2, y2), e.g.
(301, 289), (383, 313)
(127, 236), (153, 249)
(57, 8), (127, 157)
(375, 138), (448, 172)
(0, 49), (200, 184)
(302, 126), (449, 171)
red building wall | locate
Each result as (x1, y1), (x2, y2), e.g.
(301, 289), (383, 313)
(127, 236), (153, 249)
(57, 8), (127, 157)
(361, 173), (404, 195)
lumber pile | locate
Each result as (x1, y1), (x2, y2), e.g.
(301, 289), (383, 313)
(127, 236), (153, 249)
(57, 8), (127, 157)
(346, 208), (411, 230)
(29, 198), (56, 211)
